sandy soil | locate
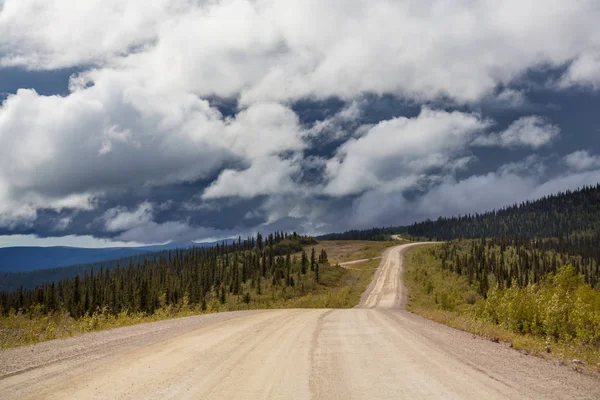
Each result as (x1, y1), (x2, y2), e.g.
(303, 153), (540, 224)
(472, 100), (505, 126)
(1, 243), (599, 399)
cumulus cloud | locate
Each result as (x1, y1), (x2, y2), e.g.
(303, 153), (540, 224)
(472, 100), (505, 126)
(114, 221), (202, 244)
(0, 234), (148, 248)
(305, 101), (361, 143)
(493, 89), (527, 108)
(472, 116), (560, 148)
(325, 107), (490, 196)
(559, 55), (600, 90)
(103, 201), (154, 232)
(0, 81), (304, 226)
(1, 0), (599, 102)
(101, 201), (236, 243)
(498, 155), (546, 176)
(0, 0), (175, 68)
(340, 159), (600, 231)
(0, 0), (600, 244)
(564, 150), (600, 171)
(202, 156), (301, 199)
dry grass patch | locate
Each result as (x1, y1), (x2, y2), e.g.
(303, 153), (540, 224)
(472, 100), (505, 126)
(307, 240), (402, 265)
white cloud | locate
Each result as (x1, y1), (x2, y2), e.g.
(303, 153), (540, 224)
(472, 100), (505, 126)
(305, 101), (361, 142)
(202, 156), (301, 199)
(54, 216), (74, 232)
(0, 0), (600, 242)
(114, 220), (198, 243)
(343, 158), (600, 230)
(559, 54), (600, 90)
(564, 150), (600, 171)
(1, 1), (599, 102)
(0, 234), (148, 248)
(101, 200), (235, 243)
(103, 201), (154, 232)
(497, 155), (546, 176)
(324, 107), (490, 196)
(414, 173), (536, 218)
(494, 89), (527, 107)
(472, 116), (560, 148)
(0, 0), (176, 68)
(0, 79), (305, 225)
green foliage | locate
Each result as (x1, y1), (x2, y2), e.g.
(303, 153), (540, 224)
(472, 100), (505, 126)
(4, 236), (413, 349)
(406, 185), (600, 240)
(0, 256), (375, 349)
(319, 185), (600, 243)
(318, 228), (399, 241)
(0, 232), (322, 319)
(437, 237), (600, 294)
(404, 245), (600, 368)
(404, 247), (480, 314)
(476, 266), (600, 344)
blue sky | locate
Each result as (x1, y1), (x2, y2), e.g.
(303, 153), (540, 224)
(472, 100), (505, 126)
(0, 0), (600, 247)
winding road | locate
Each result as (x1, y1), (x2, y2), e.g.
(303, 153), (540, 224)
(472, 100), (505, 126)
(1, 243), (599, 399)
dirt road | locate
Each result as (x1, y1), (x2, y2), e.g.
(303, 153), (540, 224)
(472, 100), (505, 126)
(339, 256), (381, 269)
(1, 243), (599, 399)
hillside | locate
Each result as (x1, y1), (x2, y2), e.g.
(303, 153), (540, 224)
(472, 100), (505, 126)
(405, 184), (600, 240)
(0, 237), (397, 350)
(320, 184), (600, 241)
(0, 233), (321, 320)
(0, 247), (152, 273)
(0, 240), (238, 292)
(0, 252), (169, 292)
(0, 241), (215, 273)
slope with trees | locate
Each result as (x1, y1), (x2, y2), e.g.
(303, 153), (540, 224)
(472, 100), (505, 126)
(0, 232), (318, 318)
(321, 184), (600, 241)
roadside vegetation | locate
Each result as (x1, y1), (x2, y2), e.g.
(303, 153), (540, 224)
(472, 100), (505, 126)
(0, 238), (390, 349)
(404, 244), (600, 374)
(308, 240), (402, 265)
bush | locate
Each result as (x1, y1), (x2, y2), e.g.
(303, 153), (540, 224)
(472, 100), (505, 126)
(477, 265), (600, 345)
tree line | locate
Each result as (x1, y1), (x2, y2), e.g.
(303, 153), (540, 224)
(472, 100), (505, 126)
(405, 184), (600, 240)
(320, 184), (600, 242)
(0, 232), (329, 318)
(436, 235), (600, 299)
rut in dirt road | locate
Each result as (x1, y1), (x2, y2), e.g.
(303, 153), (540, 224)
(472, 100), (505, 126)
(1, 243), (599, 399)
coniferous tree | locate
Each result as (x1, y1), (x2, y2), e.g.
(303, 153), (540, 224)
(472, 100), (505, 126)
(0, 232), (324, 317)
(301, 250), (308, 274)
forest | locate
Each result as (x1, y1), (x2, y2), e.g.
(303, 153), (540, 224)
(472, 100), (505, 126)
(329, 184), (600, 357)
(435, 235), (600, 296)
(323, 184), (600, 241)
(405, 184), (600, 240)
(318, 228), (397, 241)
(0, 232), (326, 318)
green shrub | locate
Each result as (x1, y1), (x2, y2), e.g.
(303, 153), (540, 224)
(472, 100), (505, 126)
(476, 265), (600, 345)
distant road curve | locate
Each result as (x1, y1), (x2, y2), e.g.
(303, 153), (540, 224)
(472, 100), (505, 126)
(1, 243), (598, 399)
(339, 256), (381, 269)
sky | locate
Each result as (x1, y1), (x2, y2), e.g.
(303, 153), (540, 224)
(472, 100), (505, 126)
(0, 0), (600, 247)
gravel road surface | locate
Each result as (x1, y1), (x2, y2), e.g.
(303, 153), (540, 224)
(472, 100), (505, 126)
(1, 243), (598, 399)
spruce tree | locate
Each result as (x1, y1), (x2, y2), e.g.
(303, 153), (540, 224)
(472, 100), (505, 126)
(220, 286), (226, 304)
(301, 250), (308, 274)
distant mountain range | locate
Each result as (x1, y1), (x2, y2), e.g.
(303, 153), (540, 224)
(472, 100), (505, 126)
(0, 240), (226, 273)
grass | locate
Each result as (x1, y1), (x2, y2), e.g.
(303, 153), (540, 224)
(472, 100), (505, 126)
(307, 240), (403, 265)
(403, 245), (600, 375)
(0, 305), (204, 349)
(0, 240), (390, 349)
